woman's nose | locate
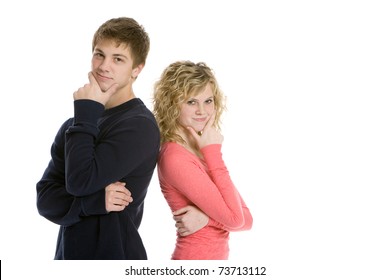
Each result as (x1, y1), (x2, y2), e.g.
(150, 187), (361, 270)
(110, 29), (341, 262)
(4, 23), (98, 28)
(196, 104), (205, 114)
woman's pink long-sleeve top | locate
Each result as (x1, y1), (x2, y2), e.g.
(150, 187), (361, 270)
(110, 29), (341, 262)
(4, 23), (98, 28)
(157, 142), (253, 260)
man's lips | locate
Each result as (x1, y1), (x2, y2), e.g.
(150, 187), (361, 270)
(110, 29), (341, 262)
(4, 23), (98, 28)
(96, 73), (112, 81)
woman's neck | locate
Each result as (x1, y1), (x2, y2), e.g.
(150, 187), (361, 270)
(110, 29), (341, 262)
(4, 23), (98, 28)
(178, 128), (202, 158)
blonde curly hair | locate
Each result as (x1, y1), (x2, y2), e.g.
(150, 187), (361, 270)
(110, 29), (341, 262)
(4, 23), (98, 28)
(153, 61), (226, 145)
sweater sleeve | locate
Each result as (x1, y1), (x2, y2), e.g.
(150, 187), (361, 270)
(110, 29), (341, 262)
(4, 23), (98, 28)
(64, 100), (158, 196)
(160, 144), (251, 229)
(208, 193), (253, 231)
(36, 177), (107, 227)
(36, 119), (108, 227)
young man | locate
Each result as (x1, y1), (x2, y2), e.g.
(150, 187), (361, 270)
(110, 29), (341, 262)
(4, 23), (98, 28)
(36, 17), (160, 260)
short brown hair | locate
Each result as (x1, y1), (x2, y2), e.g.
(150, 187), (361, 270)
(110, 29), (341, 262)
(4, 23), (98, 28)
(92, 17), (150, 68)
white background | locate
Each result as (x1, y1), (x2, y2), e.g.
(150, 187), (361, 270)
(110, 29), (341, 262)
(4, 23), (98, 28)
(0, 0), (389, 279)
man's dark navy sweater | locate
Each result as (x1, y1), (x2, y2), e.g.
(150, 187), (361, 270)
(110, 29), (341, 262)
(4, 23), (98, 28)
(36, 98), (160, 259)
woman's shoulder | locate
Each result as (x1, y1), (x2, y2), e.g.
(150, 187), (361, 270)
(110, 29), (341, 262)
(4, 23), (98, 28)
(160, 142), (186, 158)
(159, 142), (197, 165)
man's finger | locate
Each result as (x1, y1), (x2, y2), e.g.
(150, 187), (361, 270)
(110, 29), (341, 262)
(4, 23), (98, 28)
(88, 71), (99, 86)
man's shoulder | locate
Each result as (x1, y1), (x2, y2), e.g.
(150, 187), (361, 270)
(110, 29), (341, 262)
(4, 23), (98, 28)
(121, 100), (158, 128)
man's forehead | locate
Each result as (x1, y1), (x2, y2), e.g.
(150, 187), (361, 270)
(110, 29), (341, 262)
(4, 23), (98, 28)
(94, 39), (131, 56)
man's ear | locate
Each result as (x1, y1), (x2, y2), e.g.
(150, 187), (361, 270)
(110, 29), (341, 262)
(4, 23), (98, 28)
(131, 64), (145, 79)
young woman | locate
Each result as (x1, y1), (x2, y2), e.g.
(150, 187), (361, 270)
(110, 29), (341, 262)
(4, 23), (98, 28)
(153, 61), (253, 260)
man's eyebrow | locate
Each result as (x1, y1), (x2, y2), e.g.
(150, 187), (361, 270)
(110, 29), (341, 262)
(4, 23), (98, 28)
(112, 53), (129, 58)
(94, 48), (129, 59)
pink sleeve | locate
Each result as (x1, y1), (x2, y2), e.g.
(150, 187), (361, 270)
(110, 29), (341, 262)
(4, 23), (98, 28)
(208, 194), (253, 231)
(160, 144), (250, 229)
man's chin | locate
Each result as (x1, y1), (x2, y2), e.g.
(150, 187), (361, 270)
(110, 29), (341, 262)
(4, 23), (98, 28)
(97, 82), (110, 93)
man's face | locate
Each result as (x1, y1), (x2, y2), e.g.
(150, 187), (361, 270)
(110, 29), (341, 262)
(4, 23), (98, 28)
(91, 39), (135, 92)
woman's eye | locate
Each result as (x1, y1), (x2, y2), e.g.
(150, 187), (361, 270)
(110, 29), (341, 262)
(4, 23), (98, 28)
(206, 99), (214, 104)
(187, 100), (196, 105)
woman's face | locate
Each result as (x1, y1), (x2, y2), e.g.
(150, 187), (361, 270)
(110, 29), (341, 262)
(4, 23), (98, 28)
(179, 83), (215, 133)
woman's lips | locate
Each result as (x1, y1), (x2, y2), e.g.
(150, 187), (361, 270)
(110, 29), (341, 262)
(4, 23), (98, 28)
(193, 117), (207, 122)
